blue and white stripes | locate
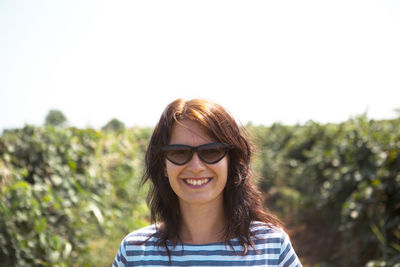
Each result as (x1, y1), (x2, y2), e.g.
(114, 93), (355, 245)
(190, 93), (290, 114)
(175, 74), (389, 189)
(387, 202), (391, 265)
(113, 222), (302, 266)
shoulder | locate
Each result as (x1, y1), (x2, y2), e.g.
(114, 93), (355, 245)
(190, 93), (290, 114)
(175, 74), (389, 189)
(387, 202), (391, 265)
(250, 221), (287, 240)
(113, 224), (160, 267)
(121, 223), (159, 246)
(250, 221), (302, 266)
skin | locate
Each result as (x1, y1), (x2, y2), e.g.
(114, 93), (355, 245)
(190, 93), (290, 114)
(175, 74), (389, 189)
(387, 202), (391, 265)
(165, 119), (228, 244)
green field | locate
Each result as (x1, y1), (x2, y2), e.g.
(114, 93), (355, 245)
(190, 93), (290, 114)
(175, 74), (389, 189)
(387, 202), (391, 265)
(1, 115), (399, 266)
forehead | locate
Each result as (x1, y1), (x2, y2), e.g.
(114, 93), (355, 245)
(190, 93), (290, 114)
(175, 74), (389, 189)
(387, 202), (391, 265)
(169, 120), (214, 145)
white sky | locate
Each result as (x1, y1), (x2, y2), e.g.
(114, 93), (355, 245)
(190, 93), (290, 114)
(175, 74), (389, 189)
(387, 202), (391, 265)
(1, 0), (399, 133)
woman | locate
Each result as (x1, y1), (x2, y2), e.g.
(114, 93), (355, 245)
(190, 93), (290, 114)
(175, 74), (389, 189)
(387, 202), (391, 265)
(113, 99), (302, 266)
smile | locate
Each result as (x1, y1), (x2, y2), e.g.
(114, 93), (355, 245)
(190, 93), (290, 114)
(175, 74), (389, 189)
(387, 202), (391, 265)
(183, 178), (212, 187)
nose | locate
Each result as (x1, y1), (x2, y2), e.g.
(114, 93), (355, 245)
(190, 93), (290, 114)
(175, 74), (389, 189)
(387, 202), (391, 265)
(186, 152), (206, 172)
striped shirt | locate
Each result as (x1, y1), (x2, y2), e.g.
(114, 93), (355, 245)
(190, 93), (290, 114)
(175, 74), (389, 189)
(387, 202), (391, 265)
(113, 222), (302, 266)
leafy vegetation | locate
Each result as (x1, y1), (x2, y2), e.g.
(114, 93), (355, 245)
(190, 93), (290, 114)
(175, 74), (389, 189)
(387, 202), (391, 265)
(102, 119), (126, 132)
(44, 110), (67, 127)
(0, 115), (399, 266)
(249, 116), (400, 266)
(0, 125), (151, 266)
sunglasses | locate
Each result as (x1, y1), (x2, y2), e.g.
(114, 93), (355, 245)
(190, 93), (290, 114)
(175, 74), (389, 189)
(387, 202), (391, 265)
(162, 142), (231, 165)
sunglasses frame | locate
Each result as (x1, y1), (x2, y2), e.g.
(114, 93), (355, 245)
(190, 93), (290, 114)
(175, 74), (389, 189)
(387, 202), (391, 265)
(162, 142), (231, 166)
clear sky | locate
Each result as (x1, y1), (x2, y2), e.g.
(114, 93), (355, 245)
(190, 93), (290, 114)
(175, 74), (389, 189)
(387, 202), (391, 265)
(1, 0), (399, 133)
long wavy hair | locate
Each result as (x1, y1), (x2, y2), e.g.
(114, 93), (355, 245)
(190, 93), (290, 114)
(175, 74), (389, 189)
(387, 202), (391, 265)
(142, 98), (282, 258)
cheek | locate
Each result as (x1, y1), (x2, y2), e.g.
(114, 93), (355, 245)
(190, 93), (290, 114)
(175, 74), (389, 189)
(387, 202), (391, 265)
(223, 156), (229, 172)
(165, 161), (181, 178)
(165, 159), (174, 171)
(217, 158), (229, 181)
(165, 161), (172, 177)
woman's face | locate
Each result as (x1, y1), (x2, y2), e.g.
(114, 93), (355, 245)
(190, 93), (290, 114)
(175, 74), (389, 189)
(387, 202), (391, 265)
(165, 119), (228, 208)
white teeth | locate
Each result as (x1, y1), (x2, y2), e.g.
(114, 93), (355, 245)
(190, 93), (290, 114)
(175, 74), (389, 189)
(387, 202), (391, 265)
(185, 178), (210, 186)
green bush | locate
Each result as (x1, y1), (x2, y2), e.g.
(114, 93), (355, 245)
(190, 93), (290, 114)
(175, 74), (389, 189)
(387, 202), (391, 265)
(250, 116), (400, 266)
(0, 125), (103, 266)
(0, 125), (152, 266)
(1, 116), (398, 266)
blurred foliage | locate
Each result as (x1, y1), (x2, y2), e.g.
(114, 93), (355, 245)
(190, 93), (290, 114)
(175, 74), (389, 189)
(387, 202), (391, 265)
(248, 116), (400, 266)
(0, 114), (399, 266)
(44, 110), (67, 127)
(102, 119), (125, 132)
(0, 125), (152, 266)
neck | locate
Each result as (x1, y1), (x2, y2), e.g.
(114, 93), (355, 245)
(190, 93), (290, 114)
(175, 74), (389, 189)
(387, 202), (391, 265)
(178, 200), (226, 244)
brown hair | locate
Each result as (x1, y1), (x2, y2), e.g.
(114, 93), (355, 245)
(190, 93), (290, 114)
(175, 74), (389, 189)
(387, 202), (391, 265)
(142, 98), (282, 258)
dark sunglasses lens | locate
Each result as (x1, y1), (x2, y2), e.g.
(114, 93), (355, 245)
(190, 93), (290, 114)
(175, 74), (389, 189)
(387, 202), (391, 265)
(198, 145), (227, 164)
(165, 148), (192, 165)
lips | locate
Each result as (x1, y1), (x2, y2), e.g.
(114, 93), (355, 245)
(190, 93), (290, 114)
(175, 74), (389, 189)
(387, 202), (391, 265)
(183, 177), (212, 187)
